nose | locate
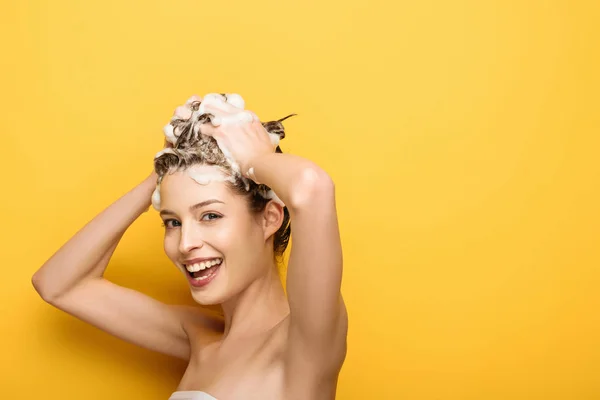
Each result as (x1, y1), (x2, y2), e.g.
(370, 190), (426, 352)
(178, 222), (204, 255)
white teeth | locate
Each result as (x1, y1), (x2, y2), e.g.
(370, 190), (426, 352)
(185, 263), (201, 272)
(185, 258), (222, 273)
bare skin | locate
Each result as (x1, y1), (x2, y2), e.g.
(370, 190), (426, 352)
(32, 97), (347, 400)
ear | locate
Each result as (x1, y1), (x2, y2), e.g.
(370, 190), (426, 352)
(261, 200), (285, 241)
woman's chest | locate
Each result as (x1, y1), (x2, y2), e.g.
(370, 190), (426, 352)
(178, 331), (287, 399)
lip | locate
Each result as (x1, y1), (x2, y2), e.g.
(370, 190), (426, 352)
(186, 263), (222, 288)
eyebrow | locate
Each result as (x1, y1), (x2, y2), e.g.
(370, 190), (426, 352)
(159, 199), (225, 217)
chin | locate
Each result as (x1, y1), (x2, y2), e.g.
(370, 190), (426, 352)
(186, 264), (232, 306)
(190, 291), (223, 306)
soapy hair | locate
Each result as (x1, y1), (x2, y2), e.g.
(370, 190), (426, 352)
(154, 98), (295, 258)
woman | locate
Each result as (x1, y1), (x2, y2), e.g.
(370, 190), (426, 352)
(32, 93), (348, 400)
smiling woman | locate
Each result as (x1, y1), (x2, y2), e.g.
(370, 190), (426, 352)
(157, 162), (283, 298)
(31, 93), (347, 400)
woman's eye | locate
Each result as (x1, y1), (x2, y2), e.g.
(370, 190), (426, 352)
(202, 213), (222, 221)
(162, 219), (181, 229)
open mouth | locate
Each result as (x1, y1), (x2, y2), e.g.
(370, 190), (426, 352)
(184, 258), (223, 282)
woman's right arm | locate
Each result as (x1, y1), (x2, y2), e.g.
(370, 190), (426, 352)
(32, 172), (196, 360)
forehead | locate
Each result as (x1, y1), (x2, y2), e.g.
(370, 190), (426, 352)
(160, 165), (234, 207)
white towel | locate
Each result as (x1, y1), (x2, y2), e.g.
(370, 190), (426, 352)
(169, 391), (218, 400)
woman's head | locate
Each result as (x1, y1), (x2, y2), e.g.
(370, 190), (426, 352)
(153, 97), (293, 304)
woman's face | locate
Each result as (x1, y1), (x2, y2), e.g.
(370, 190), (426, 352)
(159, 164), (273, 305)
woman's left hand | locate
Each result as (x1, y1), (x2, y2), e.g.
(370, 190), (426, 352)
(198, 101), (276, 176)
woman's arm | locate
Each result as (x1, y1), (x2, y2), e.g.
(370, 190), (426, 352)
(250, 153), (347, 368)
(31, 172), (202, 360)
(198, 105), (348, 371)
(32, 174), (155, 297)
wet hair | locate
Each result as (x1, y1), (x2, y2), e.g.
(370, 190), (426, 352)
(153, 97), (295, 259)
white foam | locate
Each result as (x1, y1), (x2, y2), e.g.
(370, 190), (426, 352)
(154, 148), (176, 159)
(187, 165), (236, 186)
(193, 121), (201, 135)
(214, 138), (241, 174)
(265, 189), (285, 207)
(163, 124), (177, 145)
(159, 93), (285, 194)
(185, 95), (202, 105)
(224, 93), (245, 109)
(198, 93), (230, 115)
(241, 176), (251, 191)
(268, 132), (280, 147)
(196, 93), (255, 127)
(191, 93), (262, 175)
(152, 185), (161, 210)
(246, 167), (257, 181)
(211, 111), (254, 127)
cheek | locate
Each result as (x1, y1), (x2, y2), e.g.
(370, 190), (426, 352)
(212, 221), (245, 252)
(163, 232), (180, 261)
(215, 217), (260, 255)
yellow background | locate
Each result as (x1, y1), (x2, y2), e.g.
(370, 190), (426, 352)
(2, 0), (599, 399)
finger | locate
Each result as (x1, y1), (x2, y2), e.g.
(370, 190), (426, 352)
(211, 111), (254, 126)
(173, 105), (192, 120)
(205, 101), (239, 115)
(248, 111), (260, 122)
(200, 94), (241, 115)
(251, 119), (265, 132)
(201, 103), (231, 118)
(224, 93), (245, 109)
(202, 105), (253, 126)
(185, 95), (202, 106)
(210, 115), (222, 126)
(198, 122), (221, 138)
(241, 110), (255, 123)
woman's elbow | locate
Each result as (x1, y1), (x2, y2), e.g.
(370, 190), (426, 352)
(290, 167), (335, 210)
(31, 273), (49, 301)
(31, 272), (59, 304)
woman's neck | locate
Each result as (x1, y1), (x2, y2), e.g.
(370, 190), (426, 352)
(220, 263), (290, 339)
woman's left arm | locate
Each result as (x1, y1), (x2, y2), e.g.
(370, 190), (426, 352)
(197, 104), (348, 369)
(250, 152), (348, 367)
